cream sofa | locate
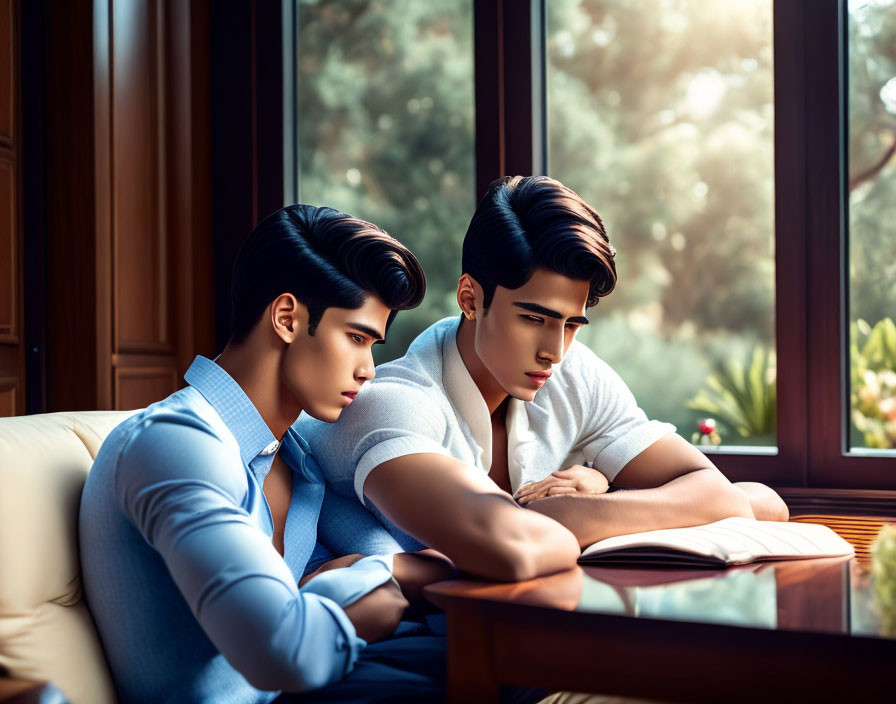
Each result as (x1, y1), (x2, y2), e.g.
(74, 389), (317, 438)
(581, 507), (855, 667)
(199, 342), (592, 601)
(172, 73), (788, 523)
(0, 410), (138, 704)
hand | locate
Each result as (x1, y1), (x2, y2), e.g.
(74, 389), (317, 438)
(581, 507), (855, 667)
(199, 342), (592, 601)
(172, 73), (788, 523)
(342, 578), (408, 643)
(298, 554), (365, 588)
(515, 465), (610, 505)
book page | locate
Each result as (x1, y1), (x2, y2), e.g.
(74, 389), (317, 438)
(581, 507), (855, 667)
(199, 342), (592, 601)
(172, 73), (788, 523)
(579, 517), (854, 566)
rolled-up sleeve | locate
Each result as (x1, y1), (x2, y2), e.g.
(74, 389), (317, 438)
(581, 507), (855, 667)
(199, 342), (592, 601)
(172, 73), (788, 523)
(115, 411), (365, 693)
(302, 380), (450, 505)
(572, 349), (676, 483)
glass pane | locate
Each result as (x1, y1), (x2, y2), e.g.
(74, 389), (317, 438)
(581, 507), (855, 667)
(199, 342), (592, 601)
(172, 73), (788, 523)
(847, 0), (896, 453)
(295, 0), (475, 362)
(547, 0), (776, 449)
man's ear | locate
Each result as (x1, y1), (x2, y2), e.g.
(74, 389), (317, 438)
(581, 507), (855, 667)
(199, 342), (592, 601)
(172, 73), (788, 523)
(269, 293), (308, 344)
(457, 274), (481, 321)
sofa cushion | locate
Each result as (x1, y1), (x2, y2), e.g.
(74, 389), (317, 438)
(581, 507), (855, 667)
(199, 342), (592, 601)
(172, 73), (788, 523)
(0, 411), (137, 704)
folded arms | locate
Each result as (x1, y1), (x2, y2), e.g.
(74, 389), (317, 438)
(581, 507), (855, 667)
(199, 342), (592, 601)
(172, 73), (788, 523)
(117, 414), (396, 692)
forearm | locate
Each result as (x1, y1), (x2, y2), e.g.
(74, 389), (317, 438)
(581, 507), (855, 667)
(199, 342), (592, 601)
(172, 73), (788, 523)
(366, 454), (581, 582)
(526, 468), (755, 548)
(391, 549), (456, 609)
(426, 494), (581, 581)
(498, 502), (582, 580)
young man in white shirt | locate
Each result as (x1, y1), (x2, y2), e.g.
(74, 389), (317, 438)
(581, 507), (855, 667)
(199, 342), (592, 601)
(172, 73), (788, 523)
(297, 176), (789, 580)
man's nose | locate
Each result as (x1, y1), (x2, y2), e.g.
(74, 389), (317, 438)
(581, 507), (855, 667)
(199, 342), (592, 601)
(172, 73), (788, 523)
(537, 330), (564, 364)
(356, 351), (376, 383)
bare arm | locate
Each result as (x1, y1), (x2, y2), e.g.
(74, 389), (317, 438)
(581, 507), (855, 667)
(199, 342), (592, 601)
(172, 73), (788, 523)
(733, 481), (790, 522)
(526, 434), (756, 548)
(363, 453), (581, 581)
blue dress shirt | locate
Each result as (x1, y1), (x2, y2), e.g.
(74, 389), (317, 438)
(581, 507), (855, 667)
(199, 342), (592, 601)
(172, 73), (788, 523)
(79, 356), (393, 704)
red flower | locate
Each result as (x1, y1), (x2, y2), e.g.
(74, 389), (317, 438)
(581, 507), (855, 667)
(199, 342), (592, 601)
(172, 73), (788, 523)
(698, 418), (716, 435)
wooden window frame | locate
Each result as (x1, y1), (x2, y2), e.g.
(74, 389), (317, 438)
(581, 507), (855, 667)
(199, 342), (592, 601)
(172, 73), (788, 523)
(475, 0), (896, 494)
(277, 0), (895, 499)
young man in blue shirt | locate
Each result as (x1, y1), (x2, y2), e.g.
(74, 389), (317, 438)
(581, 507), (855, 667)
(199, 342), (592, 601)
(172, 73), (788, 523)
(79, 205), (495, 703)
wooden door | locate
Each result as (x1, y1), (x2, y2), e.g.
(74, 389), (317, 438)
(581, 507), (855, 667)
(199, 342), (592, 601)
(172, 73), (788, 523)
(44, 0), (212, 413)
(0, 0), (22, 417)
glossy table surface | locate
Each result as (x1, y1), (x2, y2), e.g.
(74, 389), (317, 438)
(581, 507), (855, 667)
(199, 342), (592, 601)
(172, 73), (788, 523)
(430, 555), (894, 639)
(425, 556), (896, 703)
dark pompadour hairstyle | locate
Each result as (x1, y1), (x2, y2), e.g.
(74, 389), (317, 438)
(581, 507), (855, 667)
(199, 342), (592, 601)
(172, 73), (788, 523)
(229, 204), (426, 343)
(461, 176), (616, 308)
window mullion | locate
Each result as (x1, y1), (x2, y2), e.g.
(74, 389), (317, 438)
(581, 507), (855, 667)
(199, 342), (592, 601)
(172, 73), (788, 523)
(803, 0), (844, 486)
(771, 0), (811, 487)
(473, 0), (544, 198)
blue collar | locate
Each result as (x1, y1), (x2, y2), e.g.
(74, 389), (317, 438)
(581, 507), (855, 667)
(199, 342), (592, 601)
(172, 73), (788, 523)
(184, 355), (278, 468)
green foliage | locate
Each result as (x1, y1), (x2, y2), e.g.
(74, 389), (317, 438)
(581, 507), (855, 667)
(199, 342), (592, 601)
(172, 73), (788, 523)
(685, 346), (776, 444)
(296, 0), (476, 362)
(578, 313), (711, 430)
(850, 318), (896, 449)
(546, 0), (777, 342)
(847, 1), (896, 329)
(851, 317), (896, 380)
(579, 314), (775, 443)
(872, 524), (896, 637)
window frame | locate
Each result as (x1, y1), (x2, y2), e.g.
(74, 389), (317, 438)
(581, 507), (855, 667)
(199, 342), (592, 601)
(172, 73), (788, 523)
(477, 0), (895, 490)
(283, 0), (896, 492)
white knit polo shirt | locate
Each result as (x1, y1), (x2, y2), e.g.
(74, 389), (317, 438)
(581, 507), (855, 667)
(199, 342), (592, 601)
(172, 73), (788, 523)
(298, 317), (676, 505)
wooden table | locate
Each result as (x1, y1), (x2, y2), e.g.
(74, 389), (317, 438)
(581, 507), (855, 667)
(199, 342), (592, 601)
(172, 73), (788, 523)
(424, 556), (895, 703)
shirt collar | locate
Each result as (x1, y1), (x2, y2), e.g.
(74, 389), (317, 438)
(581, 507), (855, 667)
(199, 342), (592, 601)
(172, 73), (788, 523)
(441, 319), (493, 470)
(184, 355), (279, 468)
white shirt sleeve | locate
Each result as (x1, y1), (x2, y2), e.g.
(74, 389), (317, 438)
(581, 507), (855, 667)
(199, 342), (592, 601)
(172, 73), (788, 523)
(303, 378), (452, 504)
(569, 344), (676, 483)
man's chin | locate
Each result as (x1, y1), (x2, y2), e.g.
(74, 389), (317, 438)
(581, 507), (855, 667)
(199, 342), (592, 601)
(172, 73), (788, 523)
(304, 404), (343, 424)
(506, 386), (538, 403)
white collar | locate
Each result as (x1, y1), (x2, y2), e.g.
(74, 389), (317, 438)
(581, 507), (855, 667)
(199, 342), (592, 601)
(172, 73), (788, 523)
(441, 320), (493, 470)
(439, 320), (537, 486)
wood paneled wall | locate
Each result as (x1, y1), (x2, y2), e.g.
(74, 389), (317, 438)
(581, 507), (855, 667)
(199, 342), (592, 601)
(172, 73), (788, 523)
(44, 0), (212, 412)
(107, 0), (178, 409)
(0, 0), (22, 416)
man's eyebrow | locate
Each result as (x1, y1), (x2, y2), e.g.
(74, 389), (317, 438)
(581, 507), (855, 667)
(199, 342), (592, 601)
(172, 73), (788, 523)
(512, 302), (590, 325)
(347, 322), (385, 341)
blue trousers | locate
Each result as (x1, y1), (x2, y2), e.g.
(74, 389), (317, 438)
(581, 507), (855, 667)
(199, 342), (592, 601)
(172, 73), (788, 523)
(277, 620), (447, 703)
(277, 618), (548, 704)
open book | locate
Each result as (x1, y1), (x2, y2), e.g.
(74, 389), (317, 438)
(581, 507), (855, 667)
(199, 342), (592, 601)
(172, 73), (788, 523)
(578, 517), (855, 568)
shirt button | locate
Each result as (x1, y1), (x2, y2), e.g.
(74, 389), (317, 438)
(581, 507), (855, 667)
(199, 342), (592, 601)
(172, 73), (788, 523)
(260, 440), (280, 456)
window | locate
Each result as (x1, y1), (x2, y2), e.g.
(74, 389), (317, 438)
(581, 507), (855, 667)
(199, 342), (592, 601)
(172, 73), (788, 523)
(846, 0), (896, 454)
(547, 0), (776, 450)
(286, 0), (896, 489)
(292, 0), (476, 362)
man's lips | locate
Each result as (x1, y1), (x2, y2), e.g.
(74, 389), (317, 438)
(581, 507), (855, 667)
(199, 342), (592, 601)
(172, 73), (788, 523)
(525, 371), (552, 382)
(342, 391), (358, 401)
